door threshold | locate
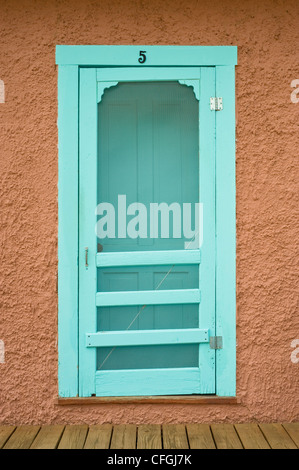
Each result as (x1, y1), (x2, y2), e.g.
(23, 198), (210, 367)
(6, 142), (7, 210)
(56, 395), (239, 405)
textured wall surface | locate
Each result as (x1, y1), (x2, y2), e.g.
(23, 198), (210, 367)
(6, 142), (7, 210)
(0, 0), (298, 424)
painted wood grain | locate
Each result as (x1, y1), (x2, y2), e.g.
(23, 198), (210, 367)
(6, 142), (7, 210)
(97, 67), (202, 82)
(198, 65), (216, 393)
(96, 249), (201, 267)
(56, 45), (238, 67)
(87, 328), (208, 348)
(96, 288), (200, 307)
(57, 65), (79, 398)
(215, 65), (236, 396)
(95, 368), (200, 397)
(78, 67), (98, 397)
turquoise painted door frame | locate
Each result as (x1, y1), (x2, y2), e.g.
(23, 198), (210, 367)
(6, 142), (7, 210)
(56, 46), (237, 398)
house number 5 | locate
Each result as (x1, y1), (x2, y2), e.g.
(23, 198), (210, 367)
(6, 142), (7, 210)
(138, 51), (147, 64)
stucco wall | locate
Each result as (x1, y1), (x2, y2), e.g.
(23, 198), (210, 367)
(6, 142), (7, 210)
(0, 0), (298, 424)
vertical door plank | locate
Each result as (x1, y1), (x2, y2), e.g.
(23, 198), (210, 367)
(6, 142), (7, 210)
(137, 425), (162, 449)
(211, 424), (243, 449)
(235, 423), (270, 449)
(58, 425), (88, 449)
(57, 64), (79, 397)
(3, 425), (40, 449)
(162, 424), (189, 449)
(110, 425), (137, 449)
(30, 425), (65, 449)
(282, 423), (299, 448)
(186, 424), (216, 449)
(259, 423), (297, 449)
(79, 68), (98, 396)
(0, 426), (16, 448)
(84, 424), (112, 449)
(198, 67), (216, 393)
(215, 65), (236, 396)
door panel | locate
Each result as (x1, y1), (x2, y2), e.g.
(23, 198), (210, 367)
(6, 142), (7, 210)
(97, 81), (198, 374)
(97, 81), (199, 251)
(79, 67), (216, 397)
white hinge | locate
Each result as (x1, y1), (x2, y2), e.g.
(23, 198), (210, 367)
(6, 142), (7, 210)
(210, 97), (223, 111)
(210, 336), (223, 349)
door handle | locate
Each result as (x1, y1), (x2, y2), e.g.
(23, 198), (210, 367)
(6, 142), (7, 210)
(85, 247), (88, 267)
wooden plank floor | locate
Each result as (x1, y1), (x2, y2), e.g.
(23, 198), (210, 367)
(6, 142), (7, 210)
(0, 423), (298, 449)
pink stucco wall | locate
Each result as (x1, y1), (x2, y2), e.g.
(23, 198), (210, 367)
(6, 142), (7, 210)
(0, 0), (298, 424)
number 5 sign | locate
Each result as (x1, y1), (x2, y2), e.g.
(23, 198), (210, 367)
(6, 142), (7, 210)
(138, 50), (147, 64)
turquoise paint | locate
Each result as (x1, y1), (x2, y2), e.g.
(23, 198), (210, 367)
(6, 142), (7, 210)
(78, 68), (98, 396)
(96, 289), (201, 307)
(56, 45), (237, 66)
(57, 46), (237, 398)
(215, 66), (236, 396)
(86, 328), (209, 348)
(198, 67), (216, 393)
(95, 368), (201, 396)
(96, 249), (201, 267)
(96, 67), (202, 82)
(86, 74), (205, 394)
(57, 65), (79, 397)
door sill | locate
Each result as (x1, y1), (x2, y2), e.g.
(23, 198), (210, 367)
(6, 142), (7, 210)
(56, 395), (239, 405)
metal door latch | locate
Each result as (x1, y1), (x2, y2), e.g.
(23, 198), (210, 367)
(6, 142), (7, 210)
(210, 97), (223, 111)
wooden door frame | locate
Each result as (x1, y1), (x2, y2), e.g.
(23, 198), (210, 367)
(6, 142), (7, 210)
(56, 45), (237, 398)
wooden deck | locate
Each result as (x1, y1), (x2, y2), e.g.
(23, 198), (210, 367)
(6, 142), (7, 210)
(0, 423), (298, 449)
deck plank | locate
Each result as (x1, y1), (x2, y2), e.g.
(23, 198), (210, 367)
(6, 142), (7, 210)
(282, 423), (299, 448)
(3, 425), (40, 449)
(84, 424), (112, 449)
(235, 423), (270, 449)
(110, 425), (137, 449)
(30, 425), (65, 449)
(0, 426), (16, 449)
(58, 425), (88, 449)
(162, 424), (189, 449)
(137, 425), (162, 449)
(259, 423), (297, 449)
(186, 424), (216, 449)
(211, 424), (243, 449)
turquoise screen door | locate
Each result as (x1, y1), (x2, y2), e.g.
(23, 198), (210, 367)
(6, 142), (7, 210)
(79, 67), (216, 397)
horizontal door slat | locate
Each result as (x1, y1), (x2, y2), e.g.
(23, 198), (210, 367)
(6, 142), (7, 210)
(86, 328), (209, 347)
(96, 288), (200, 307)
(95, 368), (200, 396)
(96, 249), (201, 267)
(97, 67), (201, 82)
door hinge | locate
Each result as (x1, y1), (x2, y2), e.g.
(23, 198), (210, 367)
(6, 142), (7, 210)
(210, 336), (223, 349)
(210, 97), (223, 111)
